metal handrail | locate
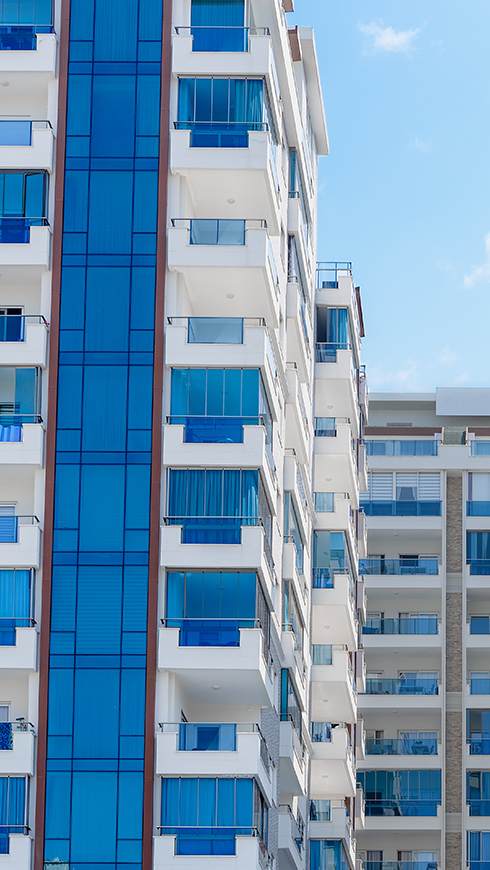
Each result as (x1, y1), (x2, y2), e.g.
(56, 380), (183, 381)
(170, 218), (268, 231)
(174, 120), (269, 132)
(0, 119), (53, 129)
(0, 314), (48, 325)
(0, 216), (49, 223)
(160, 617), (264, 629)
(167, 315), (266, 328)
(175, 26), (271, 35)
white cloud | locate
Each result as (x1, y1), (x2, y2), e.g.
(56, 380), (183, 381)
(359, 21), (421, 55)
(438, 346), (457, 365)
(411, 135), (431, 152)
(454, 374), (471, 385)
(464, 232), (490, 289)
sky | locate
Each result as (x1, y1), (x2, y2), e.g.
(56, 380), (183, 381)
(288, 0), (490, 392)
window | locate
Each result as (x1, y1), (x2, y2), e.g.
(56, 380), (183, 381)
(314, 492), (335, 513)
(313, 531), (354, 591)
(284, 492), (304, 574)
(314, 418), (336, 437)
(0, 367), (41, 422)
(361, 473), (441, 516)
(0, 507), (16, 544)
(0, 172), (48, 242)
(177, 77), (275, 148)
(467, 532), (490, 574)
(0, 569), (33, 643)
(309, 800), (330, 821)
(187, 317), (244, 345)
(160, 777), (267, 855)
(468, 710), (490, 754)
(166, 468), (272, 548)
(315, 307), (351, 362)
(0, 777), (26, 852)
(310, 840), (349, 870)
(357, 769), (442, 817)
(468, 771), (490, 815)
(166, 570), (269, 647)
(190, 0), (247, 52)
(468, 831), (490, 865)
(468, 474), (490, 516)
(281, 669), (302, 737)
(170, 368), (273, 448)
(0, 310), (23, 343)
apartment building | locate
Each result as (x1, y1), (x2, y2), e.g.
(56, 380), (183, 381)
(357, 387), (490, 870)
(0, 1), (369, 870)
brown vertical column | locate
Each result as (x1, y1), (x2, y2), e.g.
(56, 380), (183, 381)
(445, 475), (464, 870)
(141, 1), (172, 868)
(33, 2), (71, 867)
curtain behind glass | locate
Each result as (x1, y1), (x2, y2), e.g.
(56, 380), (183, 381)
(191, 0), (246, 51)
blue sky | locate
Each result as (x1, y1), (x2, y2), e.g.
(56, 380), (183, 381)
(289, 0), (490, 391)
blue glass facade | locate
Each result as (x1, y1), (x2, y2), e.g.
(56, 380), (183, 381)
(43, 0), (163, 866)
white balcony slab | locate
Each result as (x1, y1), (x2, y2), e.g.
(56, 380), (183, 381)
(279, 720), (307, 797)
(314, 425), (358, 500)
(0, 835), (32, 870)
(168, 225), (280, 328)
(312, 575), (358, 651)
(465, 806), (490, 831)
(285, 367), (310, 466)
(310, 727), (356, 797)
(159, 525), (274, 600)
(278, 811), (304, 870)
(0, 424), (44, 466)
(156, 728), (272, 805)
(0, 629), (37, 671)
(154, 834), (269, 870)
(361, 571), (442, 593)
(362, 514), (442, 532)
(286, 282), (312, 384)
(0, 525), (41, 569)
(314, 350), (359, 432)
(0, 730), (35, 775)
(466, 624), (490, 648)
(0, 321), (48, 367)
(158, 626), (274, 708)
(0, 33), (56, 76)
(170, 128), (281, 235)
(0, 127), (54, 171)
(466, 685), (490, 708)
(162, 424), (276, 510)
(0, 226), (51, 282)
(311, 651), (357, 724)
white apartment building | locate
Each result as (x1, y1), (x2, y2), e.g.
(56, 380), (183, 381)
(0, 2), (369, 870)
(358, 387), (490, 870)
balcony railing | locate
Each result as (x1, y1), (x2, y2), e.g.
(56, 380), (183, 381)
(468, 736), (490, 755)
(366, 738), (438, 756)
(174, 119), (269, 148)
(0, 120), (52, 145)
(168, 315), (267, 345)
(158, 722), (271, 772)
(469, 679), (490, 695)
(365, 440), (439, 457)
(363, 617), (439, 636)
(315, 341), (351, 363)
(471, 441), (490, 456)
(0, 720), (34, 750)
(0, 415), (42, 442)
(0, 217), (48, 243)
(174, 25), (270, 53)
(364, 863), (439, 870)
(467, 501), (490, 517)
(0, 314), (48, 342)
(364, 800), (440, 817)
(0, 515), (39, 543)
(359, 558), (439, 576)
(161, 617), (266, 649)
(360, 500), (442, 517)
(0, 24), (54, 50)
(171, 217), (267, 245)
(468, 560), (490, 576)
(316, 262), (352, 289)
(365, 678), (439, 696)
(167, 415), (269, 445)
(311, 722), (332, 743)
(469, 616), (490, 635)
(467, 800), (490, 816)
(312, 566), (352, 589)
(164, 514), (267, 545)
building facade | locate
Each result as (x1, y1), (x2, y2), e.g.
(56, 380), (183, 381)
(0, 2), (368, 870)
(358, 388), (490, 870)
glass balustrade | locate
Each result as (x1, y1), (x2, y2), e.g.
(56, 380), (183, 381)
(311, 723), (332, 743)
(471, 679), (490, 695)
(366, 738), (438, 756)
(187, 317), (245, 344)
(360, 500), (442, 517)
(359, 558), (439, 576)
(365, 678), (438, 696)
(468, 502), (490, 517)
(365, 440), (439, 456)
(471, 617), (490, 635)
(363, 617), (439, 636)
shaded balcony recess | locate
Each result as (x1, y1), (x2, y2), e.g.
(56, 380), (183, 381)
(366, 737), (438, 756)
(363, 617), (439, 636)
(364, 678), (439, 696)
(0, 314), (48, 342)
(309, 799), (349, 821)
(175, 25), (270, 53)
(0, 217), (48, 243)
(0, 515), (39, 543)
(360, 500), (442, 517)
(0, 120), (52, 146)
(171, 217), (267, 245)
(158, 722), (271, 771)
(359, 558), (439, 576)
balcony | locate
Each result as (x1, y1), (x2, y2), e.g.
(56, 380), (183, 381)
(363, 800), (442, 820)
(309, 804), (356, 869)
(359, 559), (440, 576)
(310, 725), (356, 797)
(365, 737), (439, 757)
(360, 501), (441, 518)
(0, 315), (48, 366)
(170, 126), (282, 235)
(168, 219), (280, 327)
(0, 724), (35, 775)
(154, 831), (272, 870)
(156, 723), (272, 805)
(310, 649), (357, 723)
(278, 806), (304, 870)
(316, 264), (362, 343)
(279, 719), (308, 796)
(363, 864), (440, 870)
(361, 678), (441, 711)
(314, 421), (358, 500)
(285, 365), (310, 465)
(0, 627), (37, 670)
(286, 282), (311, 383)
(158, 624), (274, 708)
(0, 834), (31, 868)
(0, 517), (41, 568)
(0, 423), (43, 465)
(467, 619), (490, 648)
(362, 618), (441, 650)
(0, 121), (54, 170)
(0, 223), (51, 282)
(312, 573), (357, 651)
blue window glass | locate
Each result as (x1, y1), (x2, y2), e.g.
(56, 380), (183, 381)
(187, 317), (244, 344)
(310, 840), (349, 870)
(467, 771), (490, 815)
(0, 172), (47, 241)
(468, 710), (490, 755)
(468, 532), (490, 574)
(313, 531), (354, 589)
(178, 723), (236, 751)
(281, 669), (302, 737)
(190, 0), (246, 52)
(0, 777), (27, 852)
(0, 570), (32, 643)
(177, 77), (268, 147)
(357, 770), (442, 816)
(284, 492), (304, 574)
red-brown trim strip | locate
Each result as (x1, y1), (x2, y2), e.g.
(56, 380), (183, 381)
(141, 0), (172, 867)
(33, 3), (71, 868)
(365, 427), (443, 436)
